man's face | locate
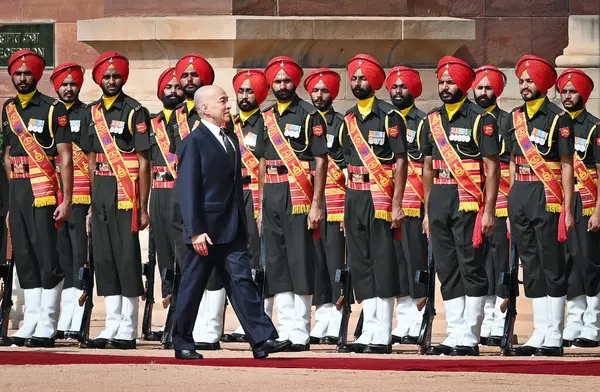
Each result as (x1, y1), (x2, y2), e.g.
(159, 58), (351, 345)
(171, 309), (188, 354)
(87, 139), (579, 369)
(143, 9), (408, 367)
(12, 64), (37, 94)
(161, 77), (184, 109)
(180, 66), (202, 99)
(518, 72), (542, 102)
(561, 83), (584, 111)
(100, 67), (124, 97)
(57, 75), (80, 103)
(310, 81), (333, 111)
(271, 72), (296, 102)
(350, 71), (374, 100)
(201, 90), (232, 125)
(389, 78), (414, 109)
(237, 80), (259, 112)
(438, 73), (463, 104)
(473, 76), (497, 109)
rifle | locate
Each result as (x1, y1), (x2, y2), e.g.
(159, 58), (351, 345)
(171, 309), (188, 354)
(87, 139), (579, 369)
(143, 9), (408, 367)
(160, 260), (180, 349)
(77, 230), (94, 344)
(415, 244), (436, 355)
(499, 240), (519, 356)
(335, 265), (353, 347)
(0, 230), (14, 340)
(141, 228), (157, 340)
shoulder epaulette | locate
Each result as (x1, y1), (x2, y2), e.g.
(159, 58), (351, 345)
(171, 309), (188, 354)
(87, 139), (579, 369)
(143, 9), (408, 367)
(3, 97), (15, 108)
(123, 95), (142, 111)
(427, 106), (442, 115)
(297, 100), (317, 115)
(263, 102), (276, 112)
(334, 111), (345, 122)
(415, 108), (427, 120)
(376, 99), (395, 115)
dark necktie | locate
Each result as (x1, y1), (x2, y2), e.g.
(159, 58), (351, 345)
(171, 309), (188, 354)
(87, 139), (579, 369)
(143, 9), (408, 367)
(220, 128), (235, 166)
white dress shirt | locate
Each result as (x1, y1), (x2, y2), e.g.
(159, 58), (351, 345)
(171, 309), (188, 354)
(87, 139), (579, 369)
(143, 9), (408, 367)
(201, 118), (235, 151)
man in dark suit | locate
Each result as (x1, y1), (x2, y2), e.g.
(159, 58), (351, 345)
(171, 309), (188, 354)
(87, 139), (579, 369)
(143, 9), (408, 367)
(172, 85), (291, 360)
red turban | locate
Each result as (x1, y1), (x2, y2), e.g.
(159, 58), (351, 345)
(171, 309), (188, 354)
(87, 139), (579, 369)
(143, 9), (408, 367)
(515, 55), (557, 94)
(50, 63), (84, 92)
(472, 65), (507, 97)
(92, 52), (129, 85)
(385, 66), (422, 99)
(556, 68), (594, 104)
(436, 56), (475, 94)
(156, 67), (177, 100)
(8, 49), (45, 82)
(233, 69), (269, 105)
(304, 68), (341, 101)
(264, 56), (303, 87)
(175, 54), (214, 86)
(347, 54), (385, 91)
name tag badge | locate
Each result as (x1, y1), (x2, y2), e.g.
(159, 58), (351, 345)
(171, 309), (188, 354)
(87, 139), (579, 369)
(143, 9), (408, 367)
(406, 129), (416, 143)
(27, 118), (45, 134)
(326, 134), (335, 148)
(575, 136), (588, 153)
(284, 123), (302, 138)
(368, 130), (385, 146)
(244, 132), (257, 148)
(109, 120), (125, 135)
(70, 120), (81, 133)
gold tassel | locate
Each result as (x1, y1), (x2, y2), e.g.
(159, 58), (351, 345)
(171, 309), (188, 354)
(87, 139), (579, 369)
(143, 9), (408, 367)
(33, 196), (57, 207)
(73, 195), (91, 205)
(583, 207), (596, 217)
(495, 208), (508, 218)
(375, 210), (392, 222)
(546, 203), (562, 213)
(403, 208), (421, 218)
(118, 200), (134, 210)
(254, 210), (259, 219)
(458, 201), (480, 212)
(292, 204), (311, 215)
(327, 213), (345, 222)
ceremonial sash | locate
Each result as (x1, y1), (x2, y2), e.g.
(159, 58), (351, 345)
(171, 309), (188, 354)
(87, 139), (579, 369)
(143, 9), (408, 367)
(6, 101), (62, 207)
(497, 162), (510, 217)
(429, 111), (485, 247)
(57, 143), (90, 205)
(325, 160), (346, 222)
(176, 106), (192, 140)
(151, 116), (177, 180)
(263, 109), (313, 214)
(574, 155), (598, 216)
(346, 112), (394, 222)
(233, 120), (261, 217)
(404, 160), (424, 217)
(92, 104), (140, 232)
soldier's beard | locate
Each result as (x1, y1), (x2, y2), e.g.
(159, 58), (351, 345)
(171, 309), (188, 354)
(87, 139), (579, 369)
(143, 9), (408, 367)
(440, 89), (464, 104)
(162, 92), (183, 110)
(14, 80), (37, 95)
(392, 94), (414, 110)
(273, 88), (295, 102)
(313, 98), (332, 112)
(352, 85), (373, 100)
(475, 94), (496, 109)
(238, 99), (259, 112)
(184, 84), (202, 99)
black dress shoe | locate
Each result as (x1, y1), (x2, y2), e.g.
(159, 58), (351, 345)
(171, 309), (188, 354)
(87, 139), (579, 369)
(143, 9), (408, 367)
(391, 335), (403, 344)
(363, 344), (392, 354)
(106, 339), (137, 350)
(309, 336), (322, 345)
(509, 345), (537, 356)
(320, 336), (338, 345)
(449, 345), (479, 356)
(479, 336), (489, 345)
(145, 331), (163, 341)
(80, 338), (108, 349)
(0, 336), (26, 347)
(252, 339), (292, 359)
(65, 331), (80, 340)
(401, 335), (419, 345)
(194, 342), (221, 351)
(562, 339), (573, 347)
(486, 336), (502, 347)
(55, 331), (66, 340)
(25, 337), (55, 348)
(425, 344), (453, 356)
(573, 337), (600, 348)
(535, 346), (563, 357)
(337, 343), (366, 353)
(221, 333), (248, 343)
(288, 343), (310, 352)
(175, 349), (203, 360)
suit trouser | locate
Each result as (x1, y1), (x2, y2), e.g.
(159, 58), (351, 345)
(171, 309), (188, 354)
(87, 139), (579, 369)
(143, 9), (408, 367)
(57, 204), (89, 290)
(485, 217), (509, 298)
(91, 176), (144, 297)
(171, 230), (278, 350)
(150, 187), (177, 298)
(9, 179), (63, 289)
(243, 189), (260, 270)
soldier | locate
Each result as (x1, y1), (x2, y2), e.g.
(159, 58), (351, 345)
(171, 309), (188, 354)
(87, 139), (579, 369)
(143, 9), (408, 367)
(557, 69), (600, 348)
(506, 55), (574, 357)
(471, 65), (512, 346)
(50, 63), (90, 340)
(146, 67), (184, 340)
(221, 69), (275, 343)
(385, 66), (428, 345)
(303, 69), (347, 345)
(339, 54), (408, 354)
(1, 50), (73, 348)
(421, 56), (500, 357)
(255, 56), (328, 351)
(171, 54), (224, 351)
(80, 52), (151, 350)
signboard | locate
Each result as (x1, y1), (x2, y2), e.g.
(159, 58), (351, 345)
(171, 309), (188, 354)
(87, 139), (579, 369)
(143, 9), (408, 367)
(0, 23), (54, 67)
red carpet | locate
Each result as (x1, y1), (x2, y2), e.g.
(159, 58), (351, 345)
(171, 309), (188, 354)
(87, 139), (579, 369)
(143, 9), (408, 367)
(0, 351), (599, 376)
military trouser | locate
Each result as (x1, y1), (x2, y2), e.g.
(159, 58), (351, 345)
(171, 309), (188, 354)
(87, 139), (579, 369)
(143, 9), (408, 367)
(150, 187), (177, 298)
(57, 204), (89, 289)
(485, 216), (509, 298)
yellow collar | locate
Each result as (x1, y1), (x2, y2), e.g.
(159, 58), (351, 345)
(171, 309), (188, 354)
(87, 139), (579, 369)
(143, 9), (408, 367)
(186, 99), (195, 113)
(240, 108), (260, 125)
(61, 100), (75, 110)
(357, 96), (375, 119)
(102, 93), (121, 110)
(18, 90), (37, 109)
(277, 100), (292, 116)
(400, 104), (414, 118)
(444, 97), (467, 122)
(162, 108), (174, 124)
(569, 109), (584, 120)
(525, 97), (545, 119)
(485, 104), (496, 114)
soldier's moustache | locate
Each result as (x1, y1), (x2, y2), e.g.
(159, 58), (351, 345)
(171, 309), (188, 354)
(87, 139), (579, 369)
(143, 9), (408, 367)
(475, 94), (496, 109)
(392, 93), (414, 110)
(14, 79), (36, 94)
(273, 87), (294, 101)
(440, 89), (463, 104)
(161, 92), (182, 109)
(352, 85), (372, 100)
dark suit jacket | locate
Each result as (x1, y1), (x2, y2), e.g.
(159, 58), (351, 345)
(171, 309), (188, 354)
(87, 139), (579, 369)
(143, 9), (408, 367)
(176, 122), (246, 245)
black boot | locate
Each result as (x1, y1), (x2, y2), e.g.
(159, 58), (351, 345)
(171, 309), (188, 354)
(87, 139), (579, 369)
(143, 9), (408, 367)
(425, 344), (453, 356)
(535, 346), (563, 357)
(449, 345), (479, 356)
(80, 338), (108, 349)
(363, 344), (392, 354)
(573, 337), (600, 348)
(509, 345), (537, 356)
(106, 339), (137, 350)
(0, 336), (26, 347)
(25, 337), (56, 348)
